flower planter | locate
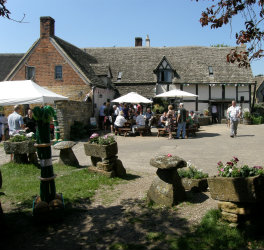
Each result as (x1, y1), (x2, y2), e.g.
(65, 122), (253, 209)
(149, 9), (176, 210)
(84, 142), (118, 159)
(181, 178), (208, 192)
(3, 140), (36, 154)
(208, 176), (264, 203)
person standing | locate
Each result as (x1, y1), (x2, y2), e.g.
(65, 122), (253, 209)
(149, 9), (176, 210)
(23, 109), (36, 133)
(99, 102), (106, 130)
(166, 105), (175, 140)
(176, 103), (187, 139)
(227, 100), (241, 137)
(211, 105), (218, 124)
(8, 105), (24, 136)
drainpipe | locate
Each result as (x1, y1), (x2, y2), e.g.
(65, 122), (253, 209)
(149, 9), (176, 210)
(92, 86), (95, 117)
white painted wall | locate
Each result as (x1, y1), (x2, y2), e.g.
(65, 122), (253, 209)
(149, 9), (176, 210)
(93, 87), (115, 117)
(238, 86), (250, 101)
(198, 85), (209, 100)
(211, 86), (222, 99)
(225, 86), (236, 99)
(199, 103), (209, 113)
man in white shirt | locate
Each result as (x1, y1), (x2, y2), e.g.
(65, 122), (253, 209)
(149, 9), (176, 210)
(114, 111), (127, 129)
(8, 105), (24, 136)
(227, 100), (241, 137)
(132, 111), (145, 134)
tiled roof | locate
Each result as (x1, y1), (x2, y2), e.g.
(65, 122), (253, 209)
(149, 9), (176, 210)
(52, 36), (106, 87)
(0, 53), (24, 81)
(83, 46), (254, 85)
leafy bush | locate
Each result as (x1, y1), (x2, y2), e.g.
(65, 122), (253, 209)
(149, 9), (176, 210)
(9, 135), (31, 142)
(178, 161), (208, 179)
(153, 104), (165, 114)
(251, 115), (264, 124)
(70, 121), (88, 140)
(217, 157), (264, 177)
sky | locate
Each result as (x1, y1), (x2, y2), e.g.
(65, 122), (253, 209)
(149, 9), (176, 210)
(0, 0), (263, 76)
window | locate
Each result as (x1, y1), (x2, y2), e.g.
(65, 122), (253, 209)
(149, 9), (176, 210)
(55, 65), (63, 79)
(208, 66), (214, 76)
(156, 58), (173, 83)
(26, 66), (35, 80)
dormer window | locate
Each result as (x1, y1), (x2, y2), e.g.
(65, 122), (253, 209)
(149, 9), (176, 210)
(208, 66), (214, 76)
(117, 72), (122, 81)
(155, 57), (174, 83)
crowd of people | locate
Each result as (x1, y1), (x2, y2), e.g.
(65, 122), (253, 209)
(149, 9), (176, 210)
(0, 105), (37, 142)
(98, 102), (154, 135)
(97, 102), (200, 138)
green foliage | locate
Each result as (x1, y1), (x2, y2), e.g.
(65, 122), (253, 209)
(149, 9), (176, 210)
(243, 111), (251, 119)
(33, 106), (55, 123)
(9, 135), (28, 142)
(0, 162), (121, 210)
(152, 104), (165, 114)
(217, 157), (264, 177)
(153, 98), (169, 112)
(251, 115), (264, 124)
(70, 121), (89, 140)
(171, 209), (246, 250)
(178, 166), (208, 179)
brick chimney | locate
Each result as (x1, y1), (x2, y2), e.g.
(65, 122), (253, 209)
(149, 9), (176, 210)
(40, 16), (55, 38)
(135, 37), (142, 47)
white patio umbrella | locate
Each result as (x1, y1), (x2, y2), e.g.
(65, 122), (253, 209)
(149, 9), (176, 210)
(0, 80), (68, 106)
(111, 92), (153, 104)
(155, 89), (198, 98)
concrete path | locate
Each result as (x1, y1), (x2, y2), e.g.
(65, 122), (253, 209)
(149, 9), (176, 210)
(0, 124), (263, 176)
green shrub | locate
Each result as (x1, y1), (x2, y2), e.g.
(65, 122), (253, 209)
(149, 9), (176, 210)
(9, 135), (31, 142)
(178, 166), (208, 179)
(70, 121), (88, 140)
(251, 115), (264, 124)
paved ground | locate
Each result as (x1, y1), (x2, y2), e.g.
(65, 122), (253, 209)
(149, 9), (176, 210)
(1, 123), (263, 176)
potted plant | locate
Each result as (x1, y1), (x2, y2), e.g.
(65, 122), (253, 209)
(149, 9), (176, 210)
(178, 161), (209, 192)
(203, 109), (209, 116)
(84, 133), (118, 158)
(243, 111), (252, 125)
(208, 157), (264, 203)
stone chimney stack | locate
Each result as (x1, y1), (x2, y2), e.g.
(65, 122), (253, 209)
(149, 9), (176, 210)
(40, 16), (55, 38)
(135, 37), (142, 47)
(145, 35), (150, 47)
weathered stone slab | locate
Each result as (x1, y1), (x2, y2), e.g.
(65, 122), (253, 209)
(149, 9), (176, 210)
(53, 141), (76, 150)
(221, 211), (238, 223)
(208, 176), (264, 203)
(58, 148), (79, 167)
(181, 178), (208, 192)
(87, 166), (116, 178)
(218, 201), (250, 215)
(150, 155), (186, 169)
(147, 169), (186, 206)
(84, 142), (118, 158)
(97, 161), (113, 171)
(113, 159), (126, 178)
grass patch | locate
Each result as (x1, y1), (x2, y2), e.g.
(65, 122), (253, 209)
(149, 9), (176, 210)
(167, 209), (248, 250)
(0, 162), (122, 211)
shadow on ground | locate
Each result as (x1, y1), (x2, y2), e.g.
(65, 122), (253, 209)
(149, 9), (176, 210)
(0, 198), (191, 250)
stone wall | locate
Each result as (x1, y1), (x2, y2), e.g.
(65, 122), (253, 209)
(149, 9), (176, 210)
(55, 100), (92, 140)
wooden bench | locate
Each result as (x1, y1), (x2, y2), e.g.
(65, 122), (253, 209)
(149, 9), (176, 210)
(116, 127), (131, 137)
(135, 126), (151, 136)
(157, 128), (167, 137)
(185, 127), (197, 138)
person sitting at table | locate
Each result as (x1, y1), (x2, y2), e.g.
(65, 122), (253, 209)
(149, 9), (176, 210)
(132, 111), (145, 134)
(157, 112), (167, 128)
(128, 108), (136, 121)
(114, 111), (127, 131)
(144, 107), (154, 126)
(190, 110), (199, 128)
(186, 111), (194, 129)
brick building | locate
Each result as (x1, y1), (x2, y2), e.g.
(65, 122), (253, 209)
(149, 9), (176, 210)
(2, 16), (116, 116)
